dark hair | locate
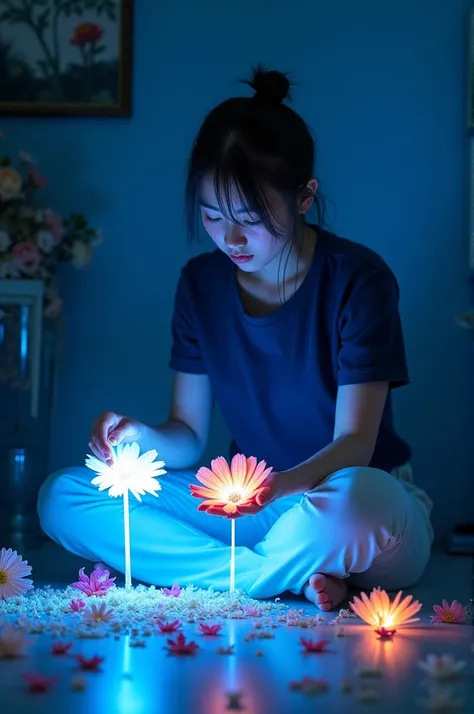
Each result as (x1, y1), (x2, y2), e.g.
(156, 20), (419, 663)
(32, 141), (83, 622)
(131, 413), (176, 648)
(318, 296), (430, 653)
(185, 65), (325, 241)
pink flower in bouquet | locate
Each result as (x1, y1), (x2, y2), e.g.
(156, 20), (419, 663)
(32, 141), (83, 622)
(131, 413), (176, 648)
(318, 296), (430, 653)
(70, 567), (116, 597)
(0, 166), (22, 199)
(27, 164), (48, 189)
(12, 242), (41, 276)
(431, 600), (468, 624)
(0, 548), (33, 600)
(43, 209), (64, 244)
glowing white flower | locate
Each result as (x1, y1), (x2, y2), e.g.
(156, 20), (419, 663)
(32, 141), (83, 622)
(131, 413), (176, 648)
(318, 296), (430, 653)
(418, 655), (466, 681)
(85, 442), (166, 502)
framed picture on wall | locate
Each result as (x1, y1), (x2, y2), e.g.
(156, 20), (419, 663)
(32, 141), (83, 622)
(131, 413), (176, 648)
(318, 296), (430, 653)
(0, 0), (133, 117)
(469, 9), (474, 130)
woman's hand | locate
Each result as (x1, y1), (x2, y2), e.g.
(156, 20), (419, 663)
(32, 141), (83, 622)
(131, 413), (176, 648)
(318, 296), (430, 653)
(199, 472), (293, 519)
(89, 411), (144, 466)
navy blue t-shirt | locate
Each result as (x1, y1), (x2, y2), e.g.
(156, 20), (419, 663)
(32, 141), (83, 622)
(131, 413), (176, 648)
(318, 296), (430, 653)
(169, 229), (411, 473)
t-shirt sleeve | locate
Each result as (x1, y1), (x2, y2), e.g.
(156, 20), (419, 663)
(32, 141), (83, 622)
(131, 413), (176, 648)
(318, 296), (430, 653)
(337, 268), (409, 388)
(168, 268), (207, 375)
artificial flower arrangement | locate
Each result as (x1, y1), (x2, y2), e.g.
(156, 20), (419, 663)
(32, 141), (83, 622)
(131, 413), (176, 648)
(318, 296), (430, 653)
(0, 129), (101, 320)
(0, 448), (471, 707)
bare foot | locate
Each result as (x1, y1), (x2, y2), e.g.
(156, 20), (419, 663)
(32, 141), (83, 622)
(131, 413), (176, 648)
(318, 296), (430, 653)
(304, 573), (348, 611)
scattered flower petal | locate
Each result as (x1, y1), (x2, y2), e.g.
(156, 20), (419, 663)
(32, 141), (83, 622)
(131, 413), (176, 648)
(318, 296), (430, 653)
(83, 602), (115, 625)
(217, 645), (235, 655)
(163, 584), (182, 598)
(70, 675), (87, 692)
(22, 672), (58, 693)
(199, 623), (223, 636)
(300, 637), (330, 653)
(165, 633), (199, 656)
(156, 619), (182, 633)
(51, 640), (72, 655)
(290, 676), (329, 695)
(75, 654), (104, 671)
(69, 599), (86, 612)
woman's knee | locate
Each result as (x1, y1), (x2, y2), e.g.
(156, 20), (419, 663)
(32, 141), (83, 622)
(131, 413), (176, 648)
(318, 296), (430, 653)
(37, 466), (93, 536)
(307, 466), (410, 535)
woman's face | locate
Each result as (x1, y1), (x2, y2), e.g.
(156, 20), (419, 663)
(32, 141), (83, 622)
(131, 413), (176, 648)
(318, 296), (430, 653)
(199, 173), (296, 275)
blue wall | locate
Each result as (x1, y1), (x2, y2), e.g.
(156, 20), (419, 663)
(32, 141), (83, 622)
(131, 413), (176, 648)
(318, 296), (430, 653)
(2, 0), (472, 540)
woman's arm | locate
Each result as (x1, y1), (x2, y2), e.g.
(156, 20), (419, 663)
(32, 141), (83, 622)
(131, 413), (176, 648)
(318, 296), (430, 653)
(280, 381), (389, 495)
(139, 371), (213, 470)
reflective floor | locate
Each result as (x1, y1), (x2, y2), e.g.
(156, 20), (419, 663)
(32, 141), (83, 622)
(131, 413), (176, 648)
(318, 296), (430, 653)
(0, 541), (472, 714)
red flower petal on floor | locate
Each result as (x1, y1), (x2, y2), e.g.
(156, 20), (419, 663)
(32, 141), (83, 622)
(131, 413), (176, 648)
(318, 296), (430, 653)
(199, 623), (223, 636)
(375, 627), (396, 639)
(75, 654), (104, 671)
(22, 672), (59, 693)
(300, 637), (330, 653)
(290, 676), (329, 694)
(156, 619), (182, 633)
(51, 641), (73, 655)
(165, 633), (199, 656)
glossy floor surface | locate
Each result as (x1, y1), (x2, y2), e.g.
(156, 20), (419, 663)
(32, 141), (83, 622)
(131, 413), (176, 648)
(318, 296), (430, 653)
(0, 539), (472, 714)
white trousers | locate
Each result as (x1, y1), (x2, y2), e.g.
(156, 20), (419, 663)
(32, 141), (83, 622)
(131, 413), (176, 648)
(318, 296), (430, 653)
(37, 464), (434, 599)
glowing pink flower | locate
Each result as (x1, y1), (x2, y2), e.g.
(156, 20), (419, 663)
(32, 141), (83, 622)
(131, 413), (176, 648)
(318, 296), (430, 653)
(164, 633), (199, 656)
(163, 583), (181, 597)
(431, 600), (468, 624)
(156, 620), (182, 633)
(69, 598), (86, 612)
(300, 637), (330, 654)
(70, 567), (116, 597)
(199, 623), (223, 636)
(22, 672), (59, 693)
(51, 641), (72, 655)
(75, 654), (104, 671)
(0, 548), (33, 600)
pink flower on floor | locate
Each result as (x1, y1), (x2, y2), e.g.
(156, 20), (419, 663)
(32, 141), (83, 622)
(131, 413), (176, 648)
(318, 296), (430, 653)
(163, 583), (181, 597)
(300, 637), (330, 654)
(164, 633), (199, 656)
(83, 602), (114, 625)
(51, 641), (72, 655)
(199, 623), (223, 636)
(70, 567), (116, 597)
(22, 672), (59, 693)
(0, 548), (33, 600)
(69, 598), (86, 612)
(75, 654), (104, 671)
(156, 620), (182, 633)
(375, 627), (396, 639)
(431, 600), (468, 624)
(244, 605), (263, 617)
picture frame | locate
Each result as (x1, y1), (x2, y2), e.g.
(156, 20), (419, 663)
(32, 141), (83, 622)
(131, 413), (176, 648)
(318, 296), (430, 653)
(0, 0), (133, 118)
(468, 9), (474, 130)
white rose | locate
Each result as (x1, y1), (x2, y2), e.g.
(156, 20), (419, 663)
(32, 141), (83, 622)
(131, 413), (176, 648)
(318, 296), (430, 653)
(71, 240), (92, 267)
(36, 229), (55, 253)
(0, 229), (11, 252)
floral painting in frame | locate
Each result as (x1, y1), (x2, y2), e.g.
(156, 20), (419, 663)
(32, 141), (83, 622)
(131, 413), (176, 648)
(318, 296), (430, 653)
(0, 0), (132, 117)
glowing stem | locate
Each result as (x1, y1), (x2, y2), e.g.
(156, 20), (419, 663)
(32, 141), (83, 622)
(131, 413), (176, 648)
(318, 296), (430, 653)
(123, 489), (132, 589)
(230, 518), (236, 594)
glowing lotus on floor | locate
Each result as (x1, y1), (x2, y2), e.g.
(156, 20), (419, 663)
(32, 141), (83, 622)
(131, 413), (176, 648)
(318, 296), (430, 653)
(189, 454), (272, 593)
(85, 442), (167, 589)
(350, 587), (422, 629)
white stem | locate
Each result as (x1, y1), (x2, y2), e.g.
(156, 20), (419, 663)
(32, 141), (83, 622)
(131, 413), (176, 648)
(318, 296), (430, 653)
(230, 518), (236, 594)
(123, 489), (132, 589)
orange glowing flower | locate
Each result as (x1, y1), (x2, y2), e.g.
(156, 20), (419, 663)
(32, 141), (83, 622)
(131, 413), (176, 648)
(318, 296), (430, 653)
(349, 588), (422, 629)
(189, 454), (272, 516)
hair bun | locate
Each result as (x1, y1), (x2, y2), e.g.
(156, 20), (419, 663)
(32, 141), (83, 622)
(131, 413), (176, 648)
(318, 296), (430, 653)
(244, 66), (291, 104)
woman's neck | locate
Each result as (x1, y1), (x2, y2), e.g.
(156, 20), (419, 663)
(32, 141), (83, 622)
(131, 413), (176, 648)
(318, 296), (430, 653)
(253, 223), (317, 287)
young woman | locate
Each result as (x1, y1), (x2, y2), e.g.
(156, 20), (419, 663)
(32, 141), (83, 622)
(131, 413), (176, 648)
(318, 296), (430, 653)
(38, 67), (434, 611)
